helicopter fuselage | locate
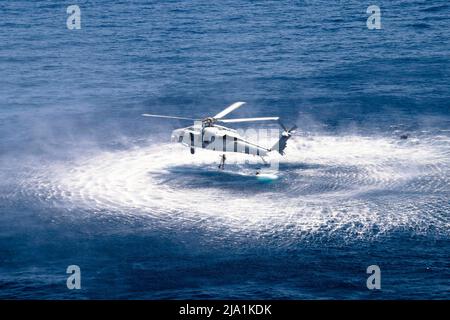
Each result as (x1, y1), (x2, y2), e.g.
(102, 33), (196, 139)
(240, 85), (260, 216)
(171, 125), (271, 156)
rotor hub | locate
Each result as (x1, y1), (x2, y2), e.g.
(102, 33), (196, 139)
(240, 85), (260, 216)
(202, 117), (215, 127)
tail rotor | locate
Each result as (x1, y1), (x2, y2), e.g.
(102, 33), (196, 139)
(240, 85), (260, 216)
(271, 122), (297, 155)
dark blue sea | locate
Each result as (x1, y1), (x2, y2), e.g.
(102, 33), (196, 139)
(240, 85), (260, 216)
(0, 0), (449, 299)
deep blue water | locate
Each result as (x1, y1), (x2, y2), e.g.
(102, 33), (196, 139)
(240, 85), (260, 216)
(0, 0), (449, 299)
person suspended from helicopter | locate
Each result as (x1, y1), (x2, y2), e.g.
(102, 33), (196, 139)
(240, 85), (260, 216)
(218, 154), (226, 170)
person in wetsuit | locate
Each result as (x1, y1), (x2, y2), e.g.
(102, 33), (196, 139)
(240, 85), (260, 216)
(218, 154), (226, 170)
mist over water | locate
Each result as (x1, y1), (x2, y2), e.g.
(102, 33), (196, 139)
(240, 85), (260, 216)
(9, 134), (450, 242)
(0, 0), (449, 299)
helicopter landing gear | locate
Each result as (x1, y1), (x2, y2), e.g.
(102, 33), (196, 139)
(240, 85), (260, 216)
(218, 154), (226, 170)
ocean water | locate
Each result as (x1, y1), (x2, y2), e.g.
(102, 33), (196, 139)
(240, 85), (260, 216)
(0, 0), (449, 299)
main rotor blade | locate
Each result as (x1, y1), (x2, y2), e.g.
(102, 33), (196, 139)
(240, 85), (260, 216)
(218, 117), (279, 123)
(142, 114), (199, 121)
(213, 102), (246, 119)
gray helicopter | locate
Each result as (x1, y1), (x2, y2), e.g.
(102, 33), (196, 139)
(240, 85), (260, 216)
(142, 102), (296, 169)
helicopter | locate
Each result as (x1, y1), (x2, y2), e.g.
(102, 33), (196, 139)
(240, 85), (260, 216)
(142, 102), (297, 169)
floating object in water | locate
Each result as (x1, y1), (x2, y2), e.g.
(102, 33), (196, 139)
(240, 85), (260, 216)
(256, 172), (279, 181)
